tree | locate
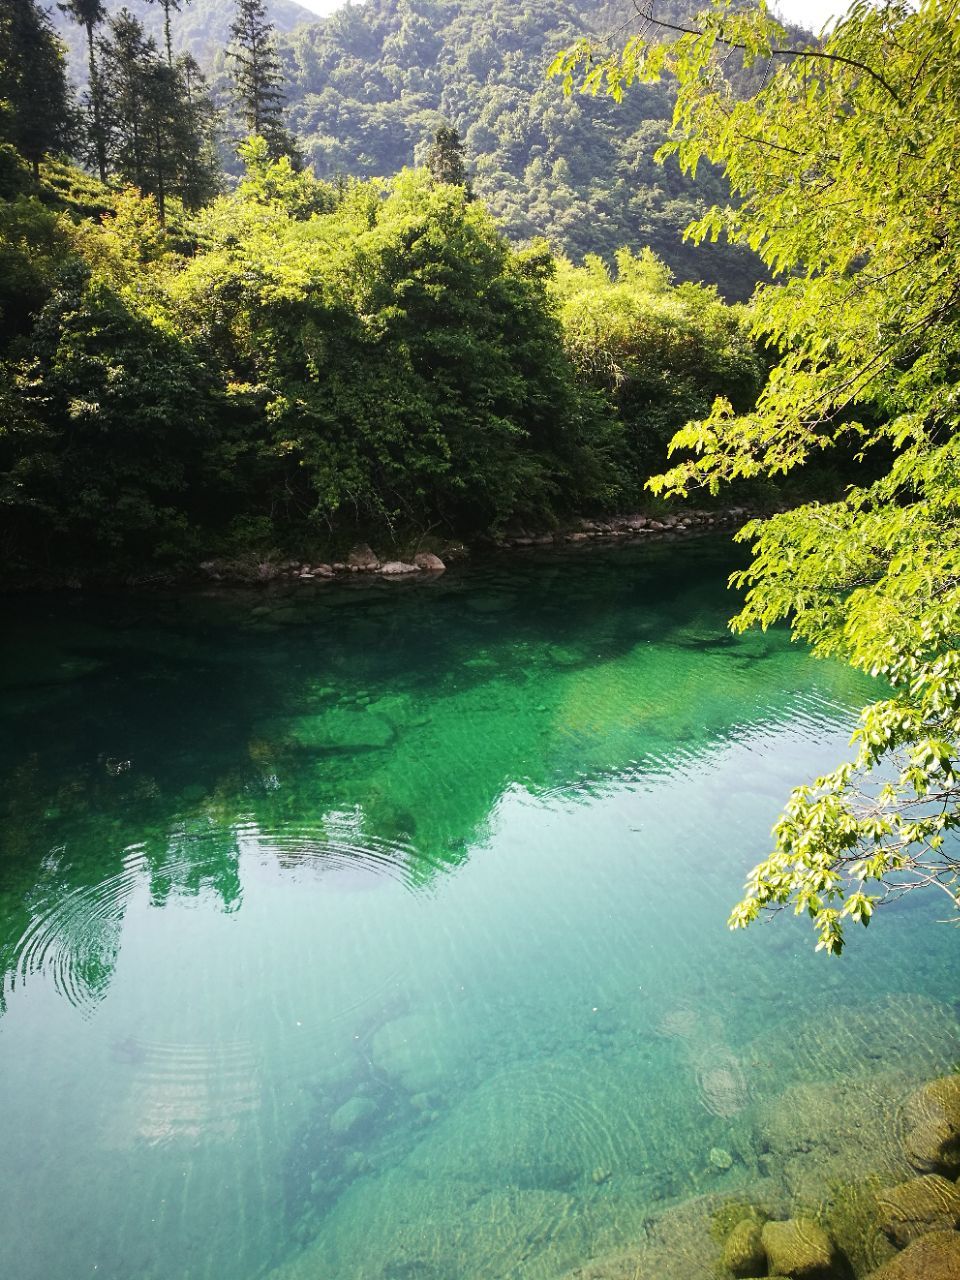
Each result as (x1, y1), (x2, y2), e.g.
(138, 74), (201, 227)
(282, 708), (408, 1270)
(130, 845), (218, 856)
(143, 0), (189, 68)
(551, 0), (960, 951)
(59, 0), (107, 182)
(0, 0), (74, 177)
(98, 11), (219, 222)
(173, 54), (221, 210)
(227, 0), (296, 163)
(550, 247), (763, 485)
(425, 125), (472, 197)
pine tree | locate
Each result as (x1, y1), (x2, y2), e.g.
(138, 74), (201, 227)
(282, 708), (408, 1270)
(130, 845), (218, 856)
(0, 0), (74, 177)
(227, 0), (296, 162)
(98, 10), (219, 223)
(98, 10), (152, 191)
(425, 125), (472, 196)
(172, 53), (221, 209)
(59, 0), (107, 182)
(143, 0), (191, 68)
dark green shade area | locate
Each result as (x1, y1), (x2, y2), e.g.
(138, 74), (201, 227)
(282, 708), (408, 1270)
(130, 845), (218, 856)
(0, 540), (957, 1279)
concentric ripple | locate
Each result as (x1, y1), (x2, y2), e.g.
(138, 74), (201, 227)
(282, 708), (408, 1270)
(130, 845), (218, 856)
(6, 846), (149, 1014)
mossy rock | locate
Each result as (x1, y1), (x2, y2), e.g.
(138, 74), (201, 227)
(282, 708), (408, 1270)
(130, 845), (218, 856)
(876, 1174), (960, 1246)
(902, 1075), (960, 1176)
(711, 1201), (770, 1244)
(761, 1218), (835, 1279)
(866, 1230), (960, 1280)
(821, 1178), (897, 1278)
(723, 1218), (767, 1278)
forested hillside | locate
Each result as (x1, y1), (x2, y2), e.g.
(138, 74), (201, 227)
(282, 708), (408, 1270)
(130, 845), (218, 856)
(267, 0), (766, 295)
(49, 0), (778, 297)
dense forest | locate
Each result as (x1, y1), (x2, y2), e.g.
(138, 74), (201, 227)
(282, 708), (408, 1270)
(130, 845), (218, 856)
(0, 0), (773, 586)
(47, 0), (778, 295)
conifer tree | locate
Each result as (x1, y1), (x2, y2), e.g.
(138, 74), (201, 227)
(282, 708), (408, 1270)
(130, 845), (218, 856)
(174, 53), (221, 208)
(227, 0), (296, 162)
(99, 10), (219, 222)
(144, 0), (191, 67)
(0, 0), (74, 177)
(425, 125), (472, 196)
(59, 0), (107, 182)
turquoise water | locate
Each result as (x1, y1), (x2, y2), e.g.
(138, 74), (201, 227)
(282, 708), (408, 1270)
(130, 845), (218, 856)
(0, 538), (957, 1280)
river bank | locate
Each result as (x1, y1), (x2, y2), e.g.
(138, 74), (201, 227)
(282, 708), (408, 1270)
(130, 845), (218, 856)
(0, 506), (762, 593)
(197, 506), (760, 587)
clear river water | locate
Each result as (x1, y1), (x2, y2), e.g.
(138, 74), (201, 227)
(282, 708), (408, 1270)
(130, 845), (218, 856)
(0, 537), (957, 1280)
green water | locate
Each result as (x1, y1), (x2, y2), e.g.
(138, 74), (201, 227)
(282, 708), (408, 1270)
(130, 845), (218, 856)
(0, 539), (957, 1280)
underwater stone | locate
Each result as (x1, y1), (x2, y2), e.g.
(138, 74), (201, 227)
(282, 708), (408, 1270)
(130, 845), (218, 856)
(761, 1218), (835, 1279)
(264, 710), (395, 751)
(902, 1075), (960, 1176)
(876, 1174), (960, 1245)
(330, 1096), (378, 1138)
(866, 1230), (960, 1280)
(722, 1219), (766, 1277)
(370, 1013), (449, 1094)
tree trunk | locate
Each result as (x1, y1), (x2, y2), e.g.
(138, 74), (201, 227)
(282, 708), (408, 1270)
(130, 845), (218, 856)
(85, 22), (107, 183)
(154, 125), (166, 226)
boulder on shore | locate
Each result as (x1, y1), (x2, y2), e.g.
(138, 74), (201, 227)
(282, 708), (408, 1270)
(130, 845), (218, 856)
(866, 1230), (960, 1280)
(414, 552), (445, 572)
(379, 560), (418, 576)
(347, 543), (379, 571)
(761, 1218), (835, 1279)
(902, 1074), (960, 1176)
(877, 1174), (960, 1246)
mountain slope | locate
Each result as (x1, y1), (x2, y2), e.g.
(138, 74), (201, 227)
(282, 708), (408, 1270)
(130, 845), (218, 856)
(275, 0), (771, 297)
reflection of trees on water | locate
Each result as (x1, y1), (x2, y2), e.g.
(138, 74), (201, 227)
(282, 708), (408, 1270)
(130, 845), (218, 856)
(0, 542), (874, 1016)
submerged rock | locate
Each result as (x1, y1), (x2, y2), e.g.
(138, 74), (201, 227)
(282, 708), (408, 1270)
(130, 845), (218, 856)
(877, 1174), (960, 1245)
(329, 1096), (378, 1139)
(263, 710), (395, 751)
(902, 1074), (960, 1176)
(866, 1230), (960, 1280)
(723, 1219), (766, 1277)
(370, 1013), (451, 1095)
(761, 1218), (835, 1279)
